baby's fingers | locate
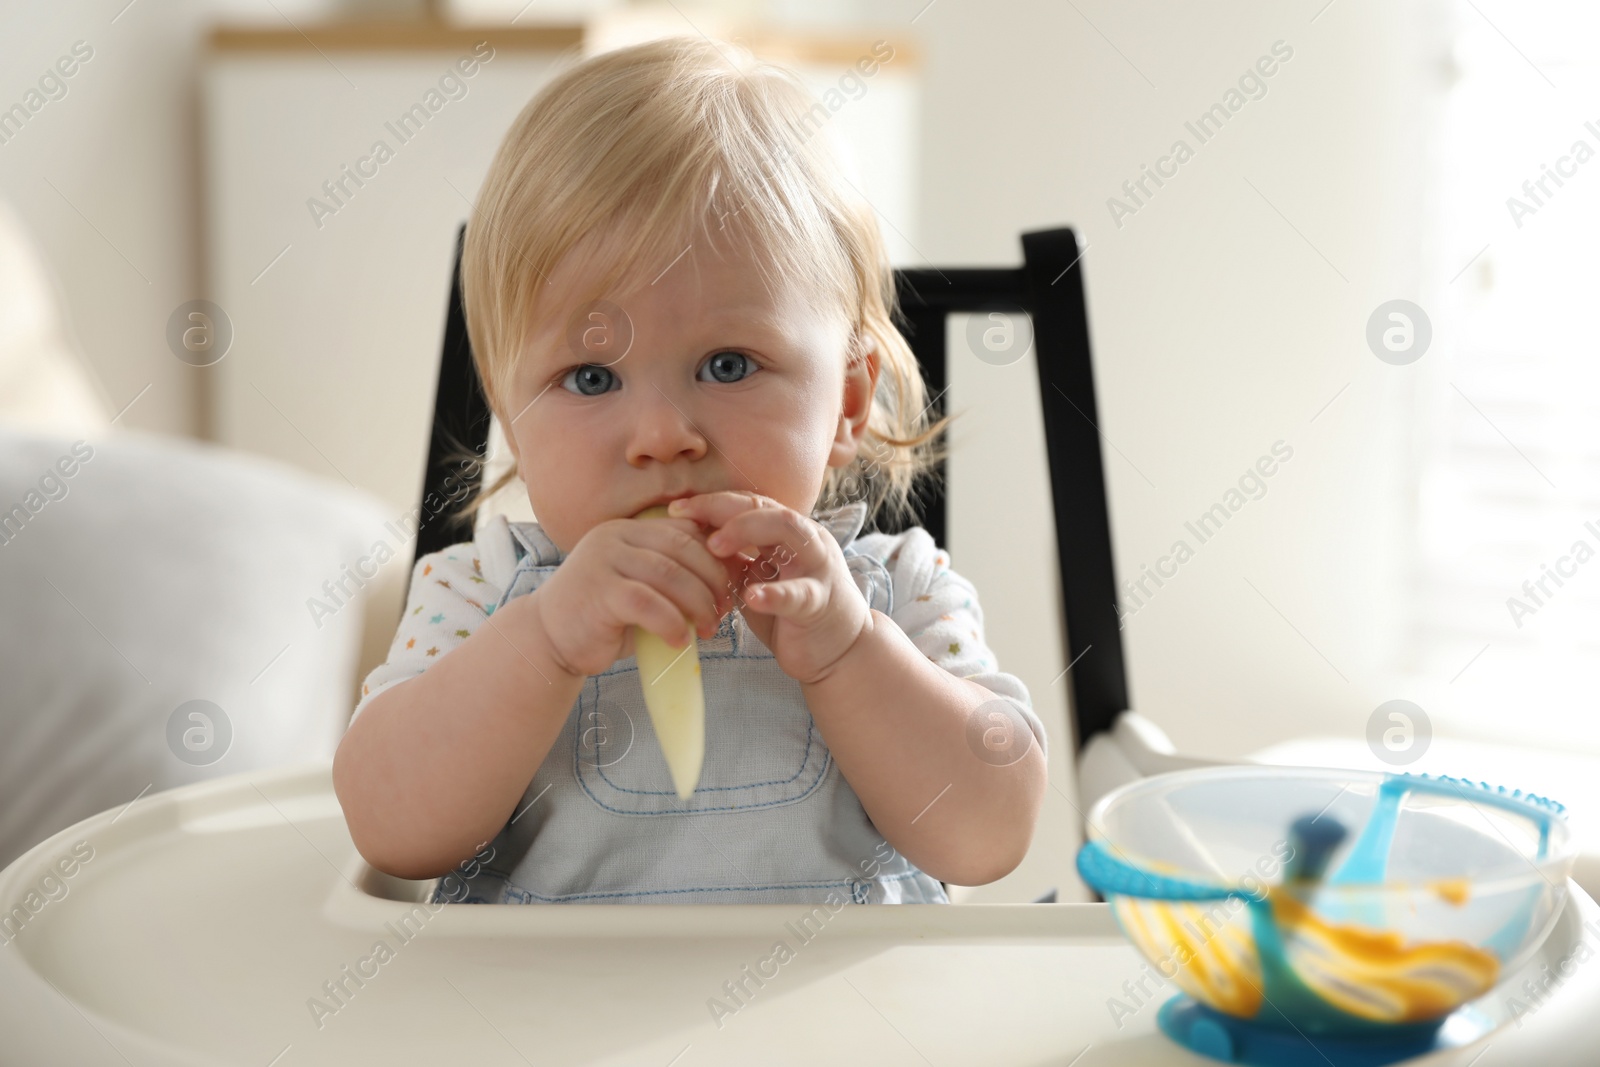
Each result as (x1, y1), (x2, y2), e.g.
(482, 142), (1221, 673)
(743, 577), (827, 622)
(614, 542), (723, 639)
(612, 578), (698, 648)
(631, 521), (737, 623)
(707, 506), (820, 570)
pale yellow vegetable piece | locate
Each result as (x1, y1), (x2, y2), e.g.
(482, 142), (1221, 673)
(631, 505), (706, 800)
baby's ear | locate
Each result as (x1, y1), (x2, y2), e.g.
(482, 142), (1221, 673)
(844, 330), (880, 391)
(831, 350), (876, 461)
(849, 328), (879, 366)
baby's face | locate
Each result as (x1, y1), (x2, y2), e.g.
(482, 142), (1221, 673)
(501, 233), (869, 554)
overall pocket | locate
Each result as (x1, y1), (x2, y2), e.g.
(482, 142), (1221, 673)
(573, 641), (832, 816)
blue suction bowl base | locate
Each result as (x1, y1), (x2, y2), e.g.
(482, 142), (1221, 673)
(1156, 995), (1494, 1067)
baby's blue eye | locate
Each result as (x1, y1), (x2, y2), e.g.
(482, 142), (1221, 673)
(559, 352), (758, 396)
(561, 364), (616, 396)
(700, 351), (759, 384)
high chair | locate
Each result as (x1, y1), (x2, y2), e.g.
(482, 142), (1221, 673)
(412, 224), (1125, 906)
(0, 228), (1596, 1065)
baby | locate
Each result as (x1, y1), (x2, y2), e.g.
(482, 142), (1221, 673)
(332, 35), (1047, 905)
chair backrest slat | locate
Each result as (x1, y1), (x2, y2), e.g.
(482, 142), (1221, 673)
(415, 225), (491, 562)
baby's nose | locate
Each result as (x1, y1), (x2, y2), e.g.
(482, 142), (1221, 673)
(625, 396), (709, 466)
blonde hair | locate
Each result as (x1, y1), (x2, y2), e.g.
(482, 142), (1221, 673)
(459, 35), (955, 531)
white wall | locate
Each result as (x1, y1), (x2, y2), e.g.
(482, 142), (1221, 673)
(867, 0), (1445, 762)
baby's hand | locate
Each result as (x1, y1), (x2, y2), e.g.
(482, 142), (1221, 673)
(667, 492), (871, 685)
(533, 515), (735, 678)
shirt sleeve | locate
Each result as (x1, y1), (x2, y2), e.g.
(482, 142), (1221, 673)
(874, 527), (1047, 764)
(348, 542), (506, 725)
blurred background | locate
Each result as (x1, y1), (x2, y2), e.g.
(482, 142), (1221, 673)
(2, 0), (1596, 903)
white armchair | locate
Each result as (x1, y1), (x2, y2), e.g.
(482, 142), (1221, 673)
(0, 425), (399, 871)
(0, 195), (401, 872)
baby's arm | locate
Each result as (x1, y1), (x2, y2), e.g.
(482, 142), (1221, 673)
(802, 535), (1048, 887)
(334, 513), (730, 881)
(333, 588), (583, 880)
(802, 608), (1047, 886)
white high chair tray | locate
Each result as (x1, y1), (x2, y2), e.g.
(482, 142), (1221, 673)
(0, 762), (1596, 1066)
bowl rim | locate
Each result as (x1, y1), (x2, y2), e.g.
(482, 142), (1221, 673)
(1083, 763), (1575, 892)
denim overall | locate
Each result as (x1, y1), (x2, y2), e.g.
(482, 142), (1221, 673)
(435, 503), (950, 905)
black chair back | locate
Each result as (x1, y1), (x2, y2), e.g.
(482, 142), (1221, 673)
(413, 224), (1128, 753)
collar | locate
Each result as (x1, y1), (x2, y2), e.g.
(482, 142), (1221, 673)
(507, 500), (871, 568)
